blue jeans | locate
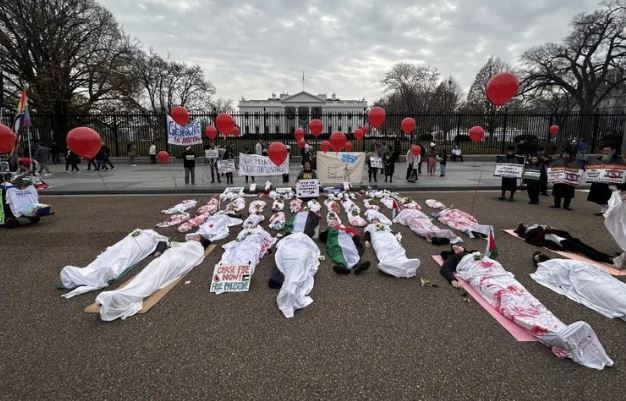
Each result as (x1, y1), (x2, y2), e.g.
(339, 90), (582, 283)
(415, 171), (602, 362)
(440, 164), (446, 176)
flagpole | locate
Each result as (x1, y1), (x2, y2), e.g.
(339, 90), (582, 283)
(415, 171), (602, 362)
(27, 126), (33, 177)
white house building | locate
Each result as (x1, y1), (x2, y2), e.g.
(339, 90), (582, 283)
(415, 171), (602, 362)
(237, 91), (368, 135)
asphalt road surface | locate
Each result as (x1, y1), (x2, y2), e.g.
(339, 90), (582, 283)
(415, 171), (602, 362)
(1, 190), (624, 401)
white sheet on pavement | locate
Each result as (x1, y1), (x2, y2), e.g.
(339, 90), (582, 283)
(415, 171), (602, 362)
(393, 209), (462, 244)
(365, 223), (420, 278)
(220, 227), (276, 275)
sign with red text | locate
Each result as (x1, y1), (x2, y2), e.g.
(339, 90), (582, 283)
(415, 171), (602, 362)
(210, 264), (252, 294)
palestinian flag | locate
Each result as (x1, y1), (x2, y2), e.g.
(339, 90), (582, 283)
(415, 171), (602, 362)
(285, 211), (319, 237)
(485, 225), (498, 259)
(325, 228), (360, 269)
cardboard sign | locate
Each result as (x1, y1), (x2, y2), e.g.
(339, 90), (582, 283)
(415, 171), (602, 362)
(204, 149), (219, 159)
(369, 157), (383, 169)
(210, 264), (252, 294)
(522, 168), (541, 181)
(238, 153), (289, 176)
(494, 162), (524, 178)
(296, 179), (319, 198)
(316, 151), (365, 183)
(217, 159), (235, 173)
(547, 166), (584, 186)
(584, 163), (626, 184)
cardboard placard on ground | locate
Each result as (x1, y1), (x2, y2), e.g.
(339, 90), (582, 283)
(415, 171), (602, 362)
(296, 179), (320, 198)
(217, 159), (235, 173)
(547, 166), (584, 186)
(84, 245), (217, 315)
(316, 151), (365, 183)
(210, 264), (252, 294)
(238, 153), (289, 176)
(584, 162), (626, 184)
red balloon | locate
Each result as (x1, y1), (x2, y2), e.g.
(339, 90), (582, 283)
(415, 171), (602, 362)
(297, 139), (306, 149)
(401, 117), (416, 134)
(0, 123), (17, 153)
(157, 150), (170, 163)
(170, 106), (189, 126)
(205, 126), (218, 139)
(268, 142), (288, 166)
(294, 128), (305, 142)
(18, 157), (32, 168)
(216, 113), (236, 134)
(549, 125), (560, 135)
(320, 140), (331, 153)
(411, 145), (422, 156)
(362, 124), (369, 134)
(230, 126), (241, 137)
(344, 142), (353, 152)
(486, 72), (519, 106)
(469, 126), (485, 142)
(309, 119), (323, 137)
(368, 106), (386, 128)
(353, 128), (364, 140)
(66, 127), (102, 159)
(330, 131), (346, 152)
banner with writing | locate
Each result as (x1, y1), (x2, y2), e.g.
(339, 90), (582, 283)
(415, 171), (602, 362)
(210, 264), (252, 294)
(204, 149), (219, 159)
(316, 152), (365, 183)
(369, 157), (383, 169)
(494, 157), (524, 178)
(296, 179), (320, 198)
(547, 166), (584, 186)
(584, 162), (626, 184)
(238, 153), (289, 176)
(166, 115), (202, 146)
(217, 159), (235, 173)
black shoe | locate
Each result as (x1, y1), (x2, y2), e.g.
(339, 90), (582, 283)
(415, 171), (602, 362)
(507, 197), (514, 202)
(354, 261), (371, 275)
(564, 207), (573, 211)
(333, 265), (351, 275)
(498, 196), (506, 201)
(549, 205), (561, 209)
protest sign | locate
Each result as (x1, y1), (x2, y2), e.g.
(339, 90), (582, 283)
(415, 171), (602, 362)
(166, 115), (202, 146)
(369, 157), (383, 169)
(210, 264), (252, 294)
(296, 179), (319, 198)
(217, 159), (235, 173)
(204, 149), (219, 159)
(494, 157), (524, 178)
(222, 187), (244, 196)
(522, 168), (541, 181)
(316, 152), (365, 183)
(584, 162), (626, 184)
(547, 166), (584, 186)
(238, 153), (289, 176)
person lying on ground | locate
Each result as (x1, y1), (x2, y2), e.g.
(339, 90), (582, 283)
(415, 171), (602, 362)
(364, 218), (420, 278)
(394, 208), (462, 245)
(320, 226), (371, 275)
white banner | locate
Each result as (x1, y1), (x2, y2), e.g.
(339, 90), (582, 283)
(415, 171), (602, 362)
(547, 166), (584, 186)
(166, 115), (202, 146)
(296, 179), (320, 198)
(238, 153), (289, 176)
(584, 163), (626, 184)
(494, 162), (524, 178)
(316, 152), (365, 183)
(217, 159), (235, 173)
(204, 149), (219, 159)
(370, 157), (383, 169)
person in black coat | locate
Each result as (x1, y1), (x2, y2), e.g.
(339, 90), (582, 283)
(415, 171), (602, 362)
(439, 244), (471, 288)
(181, 146), (196, 185)
(586, 143), (623, 215)
(499, 146), (520, 201)
(550, 148), (581, 211)
(222, 146), (235, 184)
(524, 154), (542, 204)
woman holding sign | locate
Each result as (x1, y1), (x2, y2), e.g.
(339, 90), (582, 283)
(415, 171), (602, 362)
(499, 146), (519, 201)
(296, 160), (317, 183)
(524, 155), (542, 205)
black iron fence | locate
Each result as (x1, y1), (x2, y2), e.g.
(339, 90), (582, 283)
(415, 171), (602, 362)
(1, 111), (624, 157)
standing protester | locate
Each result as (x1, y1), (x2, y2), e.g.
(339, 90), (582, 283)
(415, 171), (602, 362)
(296, 160), (317, 183)
(182, 146), (196, 185)
(366, 145), (379, 183)
(50, 140), (61, 164)
(524, 154), (542, 205)
(282, 145), (291, 183)
(439, 149), (447, 177)
(101, 143), (115, 170)
(86, 157), (98, 171)
(576, 138), (588, 161)
(149, 142), (157, 164)
(34, 142), (51, 176)
(551, 148), (580, 211)
(255, 140), (263, 155)
(405, 147), (418, 182)
(426, 142), (437, 176)
(205, 143), (220, 183)
(65, 150), (80, 173)
(383, 151), (396, 183)
(587, 143), (623, 215)
(545, 139), (558, 158)
(95, 148), (108, 171)
(417, 143), (426, 173)
(499, 146), (520, 201)
(243, 148), (255, 184)
(222, 145), (234, 184)
(127, 142), (137, 166)
(537, 147), (549, 196)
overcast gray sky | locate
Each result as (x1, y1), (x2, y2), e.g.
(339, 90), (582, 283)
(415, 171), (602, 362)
(100, 0), (600, 105)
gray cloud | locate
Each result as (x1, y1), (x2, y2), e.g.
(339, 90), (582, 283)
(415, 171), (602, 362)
(100, 0), (600, 105)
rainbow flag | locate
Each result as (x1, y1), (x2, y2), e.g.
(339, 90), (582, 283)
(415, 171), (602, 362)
(17, 87), (28, 113)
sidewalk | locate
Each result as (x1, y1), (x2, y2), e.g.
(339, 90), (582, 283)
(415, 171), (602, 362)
(35, 160), (573, 194)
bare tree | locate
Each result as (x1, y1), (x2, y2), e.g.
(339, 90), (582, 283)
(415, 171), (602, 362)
(381, 63), (440, 113)
(519, 1), (626, 113)
(465, 56), (512, 112)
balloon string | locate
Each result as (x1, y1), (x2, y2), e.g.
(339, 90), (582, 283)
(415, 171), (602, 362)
(471, 160), (484, 216)
(96, 168), (110, 192)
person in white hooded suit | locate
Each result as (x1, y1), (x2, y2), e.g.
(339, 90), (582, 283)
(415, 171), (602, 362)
(273, 232), (320, 318)
(59, 229), (169, 298)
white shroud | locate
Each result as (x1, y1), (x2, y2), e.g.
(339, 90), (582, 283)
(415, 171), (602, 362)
(604, 189), (626, 265)
(393, 208), (462, 244)
(456, 254), (613, 370)
(59, 229), (168, 298)
(195, 212), (243, 241)
(219, 227), (276, 275)
(365, 223), (420, 278)
(275, 233), (320, 318)
(95, 240), (206, 321)
(531, 259), (626, 320)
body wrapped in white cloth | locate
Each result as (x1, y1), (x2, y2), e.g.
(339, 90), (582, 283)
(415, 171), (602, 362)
(393, 209), (462, 244)
(161, 200), (197, 215)
(364, 223), (420, 278)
